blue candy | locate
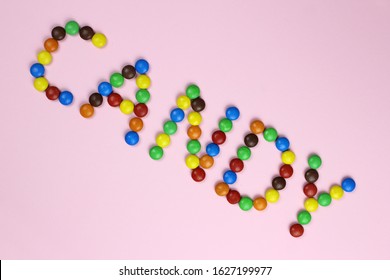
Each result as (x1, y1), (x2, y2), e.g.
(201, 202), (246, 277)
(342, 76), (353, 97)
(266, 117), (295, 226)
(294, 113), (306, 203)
(342, 177), (356, 192)
(275, 137), (290, 152)
(135, 59), (149, 74)
(59, 91), (73, 106)
(170, 108), (185, 122)
(206, 143), (220, 157)
(125, 131), (140, 146)
(223, 170), (237, 184)
(30, 63), (45, 78)
(98, 82), (113, 96)
(226, 106), (240, 121)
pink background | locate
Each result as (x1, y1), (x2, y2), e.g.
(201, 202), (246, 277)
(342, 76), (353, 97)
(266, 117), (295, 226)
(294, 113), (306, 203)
(1, 0), (389, 259)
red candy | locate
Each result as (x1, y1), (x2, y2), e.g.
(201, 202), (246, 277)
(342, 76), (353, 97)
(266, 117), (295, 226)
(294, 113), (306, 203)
(45, 86), (60, 100)
(303, 183), (317, 197)
(229, 158), (244, 172)
(107, 93), (122, 107)
(212, 130), (226, 145)
(191, 167), (206, 182)
(134, 103), (148, 118)
(280, 164), (293, 178)
(290, 224), (304, 237)
(226, 190), (241, 204)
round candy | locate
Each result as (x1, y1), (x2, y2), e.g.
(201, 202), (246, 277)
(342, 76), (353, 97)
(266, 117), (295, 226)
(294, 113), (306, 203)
(185, 155), (200, 169)
(65, 20), (79, 35)
(275, 137), (290, 152)
(265, 189), (280, 203)
(44, 38), (58, 52)
(45, 86), (60, 100)
(318, 193), (332, 207)
(156, 133), (170, 148)
(200, 155), (214, 169)
(80, 104), (94, 118)
(79, 26), (95, 40)
(305, 169), (319, 183)
(229, 158), (244, 172)
(250, 120), (265, 134)
(51, 26), (66, 40)
(187, 125), (201, 139)
(226, 190), (241, 204)
(176, 95), (191, 110)
(303, 183), (317, 198)
(223, 170), (237, 184)
(188, 112), (202, 125)
(129, 117), (143, 132)
(290, 224), (304, 238)
(304, 198), (319, 212)
(187, 140), (201, 154)
(330, 185), (344, 200)
(297, 210), (312, 225)
(212, 130), (226, 145)
(272, 177), (286, 190)
(342, 177), (356, 192)
(263, 128), (278, 142)
(237, 146), (251, 160)
(219, 118), (233, 132)
(239, 197), (253, 211)
(107, 93), (122, 107)
(244, 133), (258, 148)
(308, 154), (322, 169)
(206, 143), (220, 157)
(225, 106), (240, 120)
(191, 97), (206, 112)
(253, 197), (267, 211)
(136, 89), (150, 103)
(119, 100), (134, 114)
(89, 93), (103, 107)
(134, 103), (148, 117)
(125, 131), (139, 146)
(98, 82), (113, 96)
(215, 182), (229, 196)
(92, 33), (107, 48)
(122, 65), (136, 79)
(135, 59), (149, 74)
(163, 121), (177, 135)
(191, 167), (206, 182)
(149, 146), (163, 160)
(136, 75), (151, 89)
(279, 164), (293, 178)
(110, 73), (124, 88)
(186, 84), (200, 99)
(37, 50), (52, 65)
(59, 91), (73, 106)
(33, 77), (49, 91)
(30, 63), (45, 77)
(282, 150), (296, 164)
(170, 108), (185, 122)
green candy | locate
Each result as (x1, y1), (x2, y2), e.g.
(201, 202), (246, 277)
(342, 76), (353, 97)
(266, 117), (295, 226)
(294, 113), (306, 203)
(163, 121), (177, 135)
(297, 210), (312, 225)
(219, 118), (233, 132)
(263, 128), (278, 142)
(318, 193), (332, 206)
(308, 154), (322, 169)
(136, 89), (150, 103)
(187, 140), (201, 154)
(110, 73), (124, 88)
(65, 20), (79, 35)
(186, 84), (200, 99)
(239, 197), (253, 211)
(237, 146), (251, 160)
(149, 146), (163, 160)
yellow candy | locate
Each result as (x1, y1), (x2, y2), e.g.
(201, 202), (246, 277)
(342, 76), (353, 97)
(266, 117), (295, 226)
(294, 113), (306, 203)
(156, 133), (170, 148)
(265, 189), (280, 203)
(37, 50), (52, 65)
(304, 198), (319, 212)
(92, 33), (107, 48)
(136, 75), (151, 89)
(188, 112), (202, 126)
(185, 155), (200, 169)
(330, 185), (344, 200)
(176, 95), (191, 110)
(33, 77), (49, 91)
(282, 150), (296, 164)
(119, 100), (134, 115)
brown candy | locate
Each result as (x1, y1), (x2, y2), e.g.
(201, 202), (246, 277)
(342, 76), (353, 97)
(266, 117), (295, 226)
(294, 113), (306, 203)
(51, 26), (66, 40)
(89, 93), (103, 107)
(191, 97), (206, 112)
(79, 26), (95, 40)
(272, 177), (286, 190)
(305, 169), (319, 183)
(122, 65), (136, 79)
(244, 133), (259, 147)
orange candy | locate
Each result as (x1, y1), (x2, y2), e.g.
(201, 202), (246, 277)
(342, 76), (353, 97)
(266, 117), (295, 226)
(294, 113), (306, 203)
(200, 155), (214, 169)
(44, 38), (59, 52)
(187, 125), (202, 139)
(253, 197), (267, 210)
(250, 120), (265, 134)
(80, 104), (94, 118)
(215, 182), (229, 196)
(129, 117), (143, 132)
